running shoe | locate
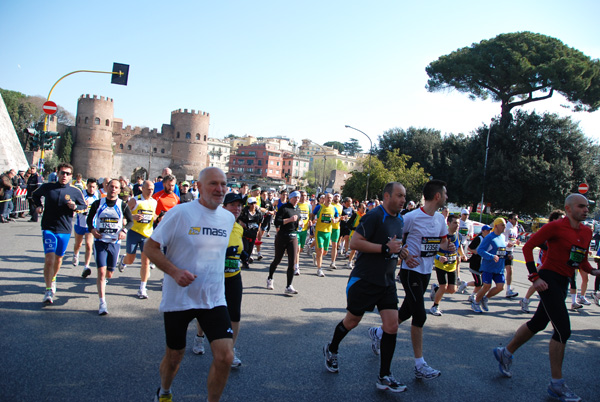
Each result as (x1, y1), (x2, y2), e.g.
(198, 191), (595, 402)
(457, 281), (468, 294)
(117, 255), (125, 272)
(468, 294), (475, 303)
(323, 343), (339, 373)
(192, 335), (205, 355)
(519, 298), (530, 313)
(43, 290), (53, 304)
(577, 295), (591, 306)
(137, 289), (149, 299)
(505, 289), (519, 298)
(593, 292), (600, 306)
(154, 388), (173, 402)
(330, 262), (337, 270)
(430, 305), (443, 316)
(414, 363), (441, 380)
(72, 254), (79, 267)
(547, 380), (581, 402)
(312, 252), (317, 267)
(231, 348), (242, 368)
(150, 263), (155, 270)
(81, 267), (92, 278)
(98, 301), (108, 316)
(493, 347), (512, 378)
(294, 268), (300, 276)
(348, 260), (355, 269)
(471, 301), (483, 313)
(267, 278), (274, 290)
(285, 285), (298, 295)
(367, 327), (381, 356)
(317, 269), (325, 277)
(256, 254), (263, 261)
(570, 301), (583, 311)
(429, 284), (438, 301)
(481, 296), (489, 312)
(248, 257), (254, 264)
(376, 374), (407, 393)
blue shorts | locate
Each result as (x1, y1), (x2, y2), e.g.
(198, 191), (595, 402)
(481, 272), (505, 285)
(73, 224), (89, 236)
(126, 230), (147, 254)
(94, 241), (120, 271)
(42, 230), (71, 257)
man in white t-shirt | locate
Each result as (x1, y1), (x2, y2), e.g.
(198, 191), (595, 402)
(503, 213), (521, 298)
(372, 180), (452, 381)
(145, 167), (235, 402)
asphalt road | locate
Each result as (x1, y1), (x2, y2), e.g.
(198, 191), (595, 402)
(1, 218), (599, 402)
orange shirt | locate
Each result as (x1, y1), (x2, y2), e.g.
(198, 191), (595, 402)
(153, 190), (180, 215)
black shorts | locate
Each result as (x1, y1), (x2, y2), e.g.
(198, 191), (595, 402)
(435, 268), (456, 286)
(340, 227), (351, 237)
(504, 251), (514, 266)
(346, 277), (398, 316)
(225, 274), (243, 322)
(163, 305), (232, 350)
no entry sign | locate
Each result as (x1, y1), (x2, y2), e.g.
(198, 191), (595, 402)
(578, 183), (589, 194)
(42, 101), (57, 115)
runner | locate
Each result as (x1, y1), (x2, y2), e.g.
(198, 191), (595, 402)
(493, 194), (600, 402)
(329, 193), (344, 269)
(429, 214), (467, 316)
(87, 179), (134, 315)
(267, 190), (302, 294)
(238, 197), (263, 269)
(117, 180), (157, 299)
(346, 202), (366, 269)
(295, 190), (312, 275)
(145, 167), (235, 402)
(471, 218), (508, 313)
(369, 179), (450, 381)
(153, 174), (180, 217)
(323, 182), (408, 393)
(31, 163), (87, 304)
(339, 197), (354, 257)
(458, 225), (492, 302)
(73, 178), (100, 277)
(311, 193), (339, 277)
(504, 213), (521, 298)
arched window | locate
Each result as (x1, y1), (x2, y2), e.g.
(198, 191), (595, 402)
(185, 132), (191, 139)
(127, 145), (132, 150)
(203, 135), (207, 141)
(161, 149), (165, 154)
(119, 144), (123, 149)
(153, 147), (157, 153)
(196, 134), (200, 140)
(94, 117), (100, 125)
(176, 132), (180, 139)
(85, 117), (89, 124)
(105, 119), (110, 126)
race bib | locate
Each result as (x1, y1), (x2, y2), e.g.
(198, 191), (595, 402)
(446, 253), (457, 263)
(420, 237), (442, 257)
(249, 223), (259, 230)
(98, 218), (119, 234)
(567, 245), (586, 268)
(458, 228), (468, 236)
(496, 247), (507, 258)
(224, 258), (240, 273)
(300, 211), (309, 220)
(321, 214), (332, 224)
(139, 209), (153, 224)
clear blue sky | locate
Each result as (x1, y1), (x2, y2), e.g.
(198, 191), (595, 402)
(1, 0), (599, 152)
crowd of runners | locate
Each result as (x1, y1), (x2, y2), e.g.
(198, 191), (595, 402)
(4, 163), (600, 402)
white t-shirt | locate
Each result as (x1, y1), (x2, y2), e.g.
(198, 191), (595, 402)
(504, 221), (519, 252)
(150, 200), (235, 312)
(401, 208), (448, 275)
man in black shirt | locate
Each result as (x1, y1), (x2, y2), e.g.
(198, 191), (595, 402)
(179, 181), (194, 203)
(31, 163), (87, 304)
(266, 191), (303, 294)
(27, 166), (43, 222)
(323, 182), (409, 393)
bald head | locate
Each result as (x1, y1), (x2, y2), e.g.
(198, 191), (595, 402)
(564, 193), (589, 224)
(565, 193), (587, 208)
(162, 167), (172, 176)
(198, 167), (227, 210)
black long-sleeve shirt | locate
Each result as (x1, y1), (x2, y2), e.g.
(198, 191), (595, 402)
(274, 202), (302, 234)
(32, 182), (87, 233)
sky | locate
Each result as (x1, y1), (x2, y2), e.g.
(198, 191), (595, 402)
(1, 1), (599, 153)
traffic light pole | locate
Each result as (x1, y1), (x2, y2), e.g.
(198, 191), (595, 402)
(39, 64), (128, 172)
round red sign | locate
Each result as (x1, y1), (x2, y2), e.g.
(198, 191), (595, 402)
(42, 101), (58, 115)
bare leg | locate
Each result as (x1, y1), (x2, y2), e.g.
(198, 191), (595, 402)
(316, 247), (324, 269)
(549, 339), (565, 379)
(43, 253), (56, 288)
(207, 338), (234, 402)
(486, 283), (505, 299)
(159, 347), (185, 391)
(73, 234), (83, 259)
(84, 233), (94, 267)
(140, 252), (151, 282)
(476, 283), (491, 302)
(97, 266), (107, 298)
(506, 323), (535, 354)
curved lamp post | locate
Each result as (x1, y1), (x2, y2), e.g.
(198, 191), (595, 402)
(344, 125), (372, 201)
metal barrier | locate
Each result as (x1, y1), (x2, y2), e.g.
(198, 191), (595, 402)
(12, 188), (30, 214)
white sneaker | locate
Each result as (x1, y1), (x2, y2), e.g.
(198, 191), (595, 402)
(347, 260), (354, 269)
(578, 295), (591, 306)
(72, 254), (79, 267)
(457, 281), (468, 294)
(267, 278), (274, 290)
(312, 252), (317, 267)
(117, 255), (125, 272)
(285, 285), (298, 295)
(294, 268), (300, 276)
(505, 289), (519, 298)
(593, 292), (600, 306)
(51, 280), (56, 296)
(192, 335), (205, 355)
(414, 363), (441, 380)
(468, 294), (475, 303)
(329, 262), (337, 270)
(571, 301), (583, 310)
(317, 269), (325, 277)
(231, 348), (242, 368)
(430, 305), (442, 316)
(43, 290), (53, 304)
(98, 301), (108, 315)
(137, 289), (148, 299)
(519, 298), (530, 313)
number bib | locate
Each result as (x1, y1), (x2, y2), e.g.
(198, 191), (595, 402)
(98, 217), (120, 234)
(496, 247), (506, 259)
(224, 258), (240, 274)
(321, 214), (332, 224)
(420, 237), (442, 257)
(458, 228), (468, 236)
(567, 245), (586, 267)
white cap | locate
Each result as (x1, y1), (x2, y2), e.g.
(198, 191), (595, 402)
(461, 209), (469, 215)
(247, 197), (257, 204)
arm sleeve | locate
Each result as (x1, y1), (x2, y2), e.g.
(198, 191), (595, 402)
(87, 200), (100, 230)
(122, 203), (134, 230)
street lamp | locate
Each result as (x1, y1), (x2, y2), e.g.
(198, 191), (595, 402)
(344, 125), (373, 201)
(479, 118), (494, 222)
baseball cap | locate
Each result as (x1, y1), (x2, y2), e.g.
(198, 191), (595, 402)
(181, 181), (190, 187)
(289, 191), (300, 199)
(481, 225), (492, 231)
(461, 209), (469, 215)
(247, 197), (257, 204)
(223, 193), (243, 205)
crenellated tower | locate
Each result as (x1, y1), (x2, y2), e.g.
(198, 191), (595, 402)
(168, 108), (210, 179)
(72, 95), (114, 179)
